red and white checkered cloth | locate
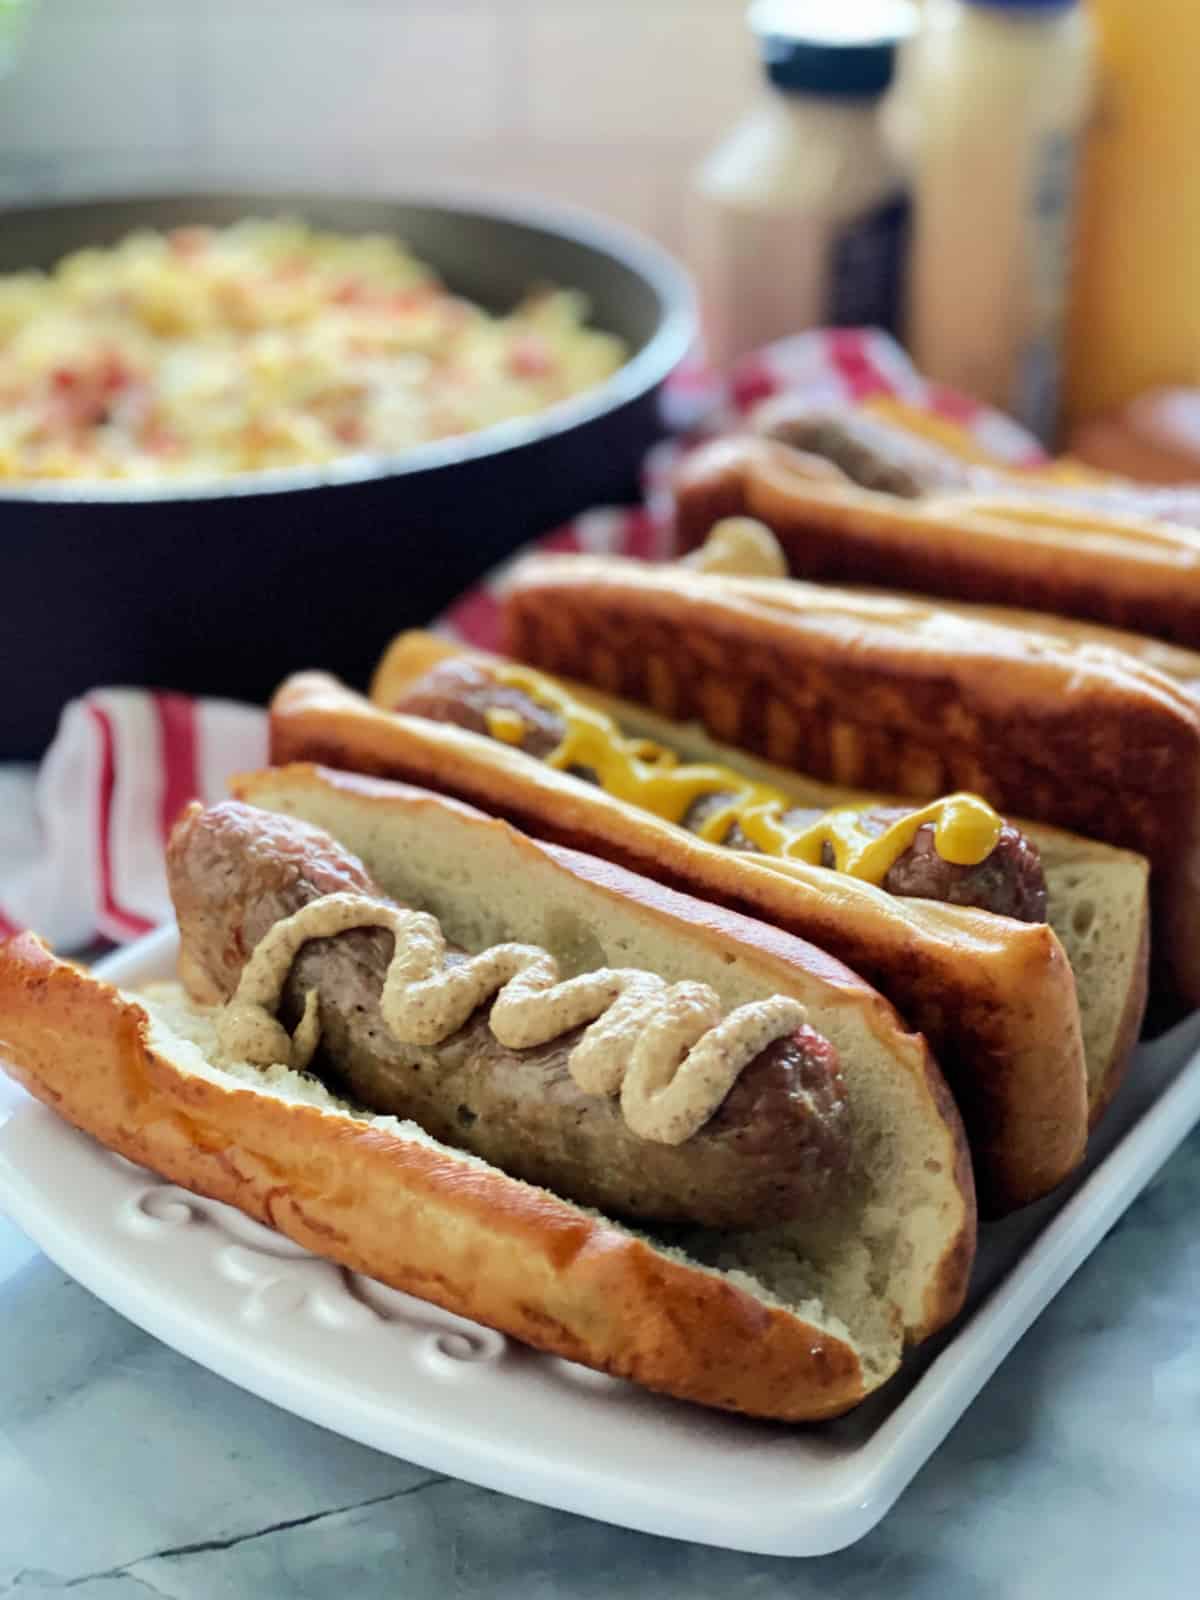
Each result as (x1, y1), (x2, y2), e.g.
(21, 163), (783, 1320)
(0, 330), (1046, 953)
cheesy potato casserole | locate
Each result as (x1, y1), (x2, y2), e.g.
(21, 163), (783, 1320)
(0, 219), (628, 482)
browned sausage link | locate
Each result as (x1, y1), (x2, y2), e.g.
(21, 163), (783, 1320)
(392, 662), (1049, 923)
(167, 802), (852, 1229)
(393, 658), (567, 757)
(748, 399), (978, 498)
(871, 809), (1048, 923)
(682, 795), (1047, 923)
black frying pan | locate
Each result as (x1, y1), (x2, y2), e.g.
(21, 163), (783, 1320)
(0, 192), (695, 757)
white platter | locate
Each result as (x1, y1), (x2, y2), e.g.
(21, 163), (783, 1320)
(2, 925), (1200, 1557)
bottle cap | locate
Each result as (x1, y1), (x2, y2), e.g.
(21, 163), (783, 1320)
(749, 0), (917, 98)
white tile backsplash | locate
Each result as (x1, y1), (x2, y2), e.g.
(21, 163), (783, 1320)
(0, 15), (202, 153)
(526, 5), (754, 142)
(0, 0), (756, 255)
(198, 13), (503, 148)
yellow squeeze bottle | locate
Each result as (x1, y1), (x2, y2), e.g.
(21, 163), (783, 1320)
(1065, 0), (1200, 424)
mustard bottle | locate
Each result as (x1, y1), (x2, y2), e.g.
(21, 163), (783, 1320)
(1065, 0), (1200, 426)
(893, 0), (1094, 444)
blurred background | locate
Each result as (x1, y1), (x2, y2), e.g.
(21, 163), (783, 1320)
(0, 0), (755, 256)
(3, 0), (1193, 440)
(3, 0), (1199, 756)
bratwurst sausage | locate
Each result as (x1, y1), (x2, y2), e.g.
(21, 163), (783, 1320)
(748, 399), (978, 498)
(167, 801), (852, 1229)
(393, 659), (1049, 923)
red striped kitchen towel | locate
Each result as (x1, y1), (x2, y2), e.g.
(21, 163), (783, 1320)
(0, 330), (1043, 951)
(0, 692), (268, 949)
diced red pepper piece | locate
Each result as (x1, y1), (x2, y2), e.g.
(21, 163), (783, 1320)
(168, 226), (212, 258)
(508, 335), (553, 378)
(387, 286), (436, 314)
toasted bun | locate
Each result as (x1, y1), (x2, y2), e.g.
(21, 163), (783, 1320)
(876, 597), (1200, 698)
(271, 644), (1126, 1216)
(673, 434), (1200, 646)
(0, 776), (975, 1421)
(680, 446), (1200, 698)
(500, 552), (1190, 1010)
(367, 634), (1148, 1124)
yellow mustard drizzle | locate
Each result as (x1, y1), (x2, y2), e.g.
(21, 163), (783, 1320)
(490, 664), (1003, 883)
(484, 707), (527, 744)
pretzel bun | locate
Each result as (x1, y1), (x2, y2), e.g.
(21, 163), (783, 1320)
(673, 432), (1200, 646)
(269, 642), (1149, 1214)
(0, 769), (975, 1422)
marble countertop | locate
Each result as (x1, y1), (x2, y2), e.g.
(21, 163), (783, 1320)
(0, 1123), (1196, 1600)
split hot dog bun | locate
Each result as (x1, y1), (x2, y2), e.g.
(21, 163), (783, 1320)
(0, 766), (975, 1422)
(686, 499), (1200, 705)
(269, 640), (1148, 1216)
(498, 553), (1193, 1010)
(674, 430), (1200, 648)
(167, 795), (854, 1230)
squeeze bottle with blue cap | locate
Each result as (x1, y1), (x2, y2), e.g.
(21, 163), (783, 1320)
(689, 0), (915, 369)
(890, 0), (1094, 441)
